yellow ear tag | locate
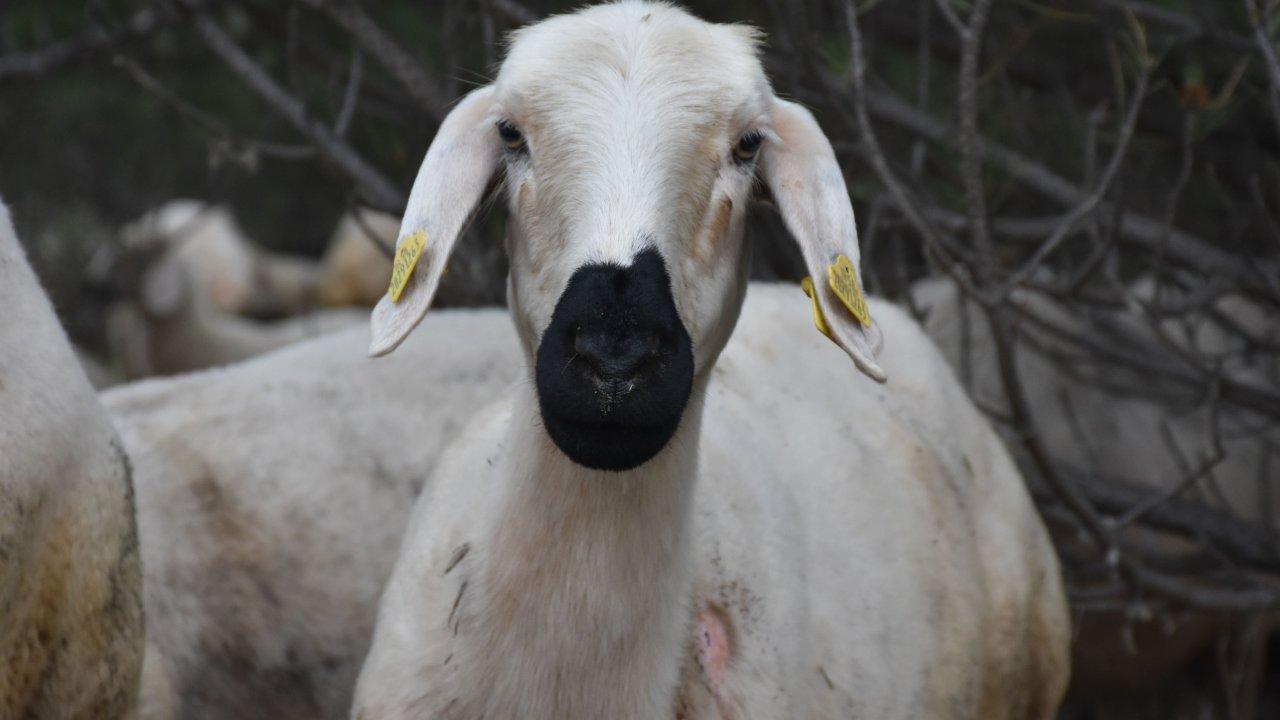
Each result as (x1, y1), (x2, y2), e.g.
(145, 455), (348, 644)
(387, 230), (427, 303)
(801, 276), (837, 344)
(826, 254), (871, 327)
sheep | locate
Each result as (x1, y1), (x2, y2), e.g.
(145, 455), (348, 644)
(316, 206), (508, 310)
(319, 209), (396, 308)
(103, 308), (521, 719)
(117, 200), (323, 319)
(911, 275), (1278, 703)
(107, 201), (367, 378)
(0, 198), (144, 717)
(105, 281), (365, 379)
(351, 4), (1070, 719)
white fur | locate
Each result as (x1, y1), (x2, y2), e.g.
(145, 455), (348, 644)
(355, 286), (1069, 719)
(0, 198), (144, 717)
(106, 297), (364, 379)
(320, 210), (397, 308)
(105, 309), (521, 719)
(118, 200), (322, 318)
(355, 4), (1069, 718)
(108, 200), (364, 378)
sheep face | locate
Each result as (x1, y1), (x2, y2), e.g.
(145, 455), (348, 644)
(501, 4), (770, 470)
(370, 2), (886, 469)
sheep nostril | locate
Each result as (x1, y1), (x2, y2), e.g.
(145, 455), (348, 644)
(573, 329), (660, 384)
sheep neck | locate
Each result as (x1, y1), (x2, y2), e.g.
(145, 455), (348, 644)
(466, 385), (706, 719)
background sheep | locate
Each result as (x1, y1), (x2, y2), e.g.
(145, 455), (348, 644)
(104, 309), (518, 719)
(103, 200), (368, 379)
(115, 200), (323, 319)
(0, 199), (143, 717)
(318, 208), (396, 309)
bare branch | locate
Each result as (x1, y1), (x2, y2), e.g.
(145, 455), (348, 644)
(294, 0), (450, 121)
(0, 5), (168, 81)
(1003, 56), (1151, 291)
(858, 86), (1280, 293)
(333, 47), (364, 138)
(931, 0), (967, 39)
(1243, 0), (1280, 143)
(1087, 0), (1253, 51)
(188, 7), (405, 211)
(842, 1), (981, 297)
(956, 0), (995, 280)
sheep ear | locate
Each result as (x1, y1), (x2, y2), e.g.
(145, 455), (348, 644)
(758, 97), (885, 382)
(369, 86), (502, 356)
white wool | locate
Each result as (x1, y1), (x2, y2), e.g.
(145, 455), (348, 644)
(0, 198), (144, 716)
(355, 286), (1069, 719)
(105, 308), (520, 719)
(109, 200), (360, 378)
(319, 209), (397, 308)
(119, 199), (323, 317)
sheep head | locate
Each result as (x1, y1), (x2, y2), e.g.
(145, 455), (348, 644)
(370, 2), (883, 470)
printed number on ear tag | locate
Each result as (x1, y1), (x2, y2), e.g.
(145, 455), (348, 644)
(826, 254), (871, 328)
(387, 231), (428, 303)
(801, 277), (837, 346)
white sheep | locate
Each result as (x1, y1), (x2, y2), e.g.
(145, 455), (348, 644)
(118, 200), (323, 318)
(107, 200), (366, 378)
(352, 4), (1070, 719)
(105, 284), (364, 379)
(0, 198), (144, 717)
(104, 308), (520, 719)
(319, 209), (397, 308)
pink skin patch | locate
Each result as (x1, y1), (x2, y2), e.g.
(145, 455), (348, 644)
(695, 604), (732, 687)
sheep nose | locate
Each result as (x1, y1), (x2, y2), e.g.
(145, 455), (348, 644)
(573, 328), (660, 384)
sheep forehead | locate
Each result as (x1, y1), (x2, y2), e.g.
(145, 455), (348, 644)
(495, 3), (770, 149)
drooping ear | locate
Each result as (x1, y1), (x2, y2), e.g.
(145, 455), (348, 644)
(369, 85), (502, 356)
(758, 97), (885, 382)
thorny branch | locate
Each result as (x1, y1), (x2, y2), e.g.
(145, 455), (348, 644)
(185, 3), (405, 211)
(838, 0), (1280, 620)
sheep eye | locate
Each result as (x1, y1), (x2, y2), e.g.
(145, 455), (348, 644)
(497, 120), (526, 152)
(733, 131), (763, 163)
